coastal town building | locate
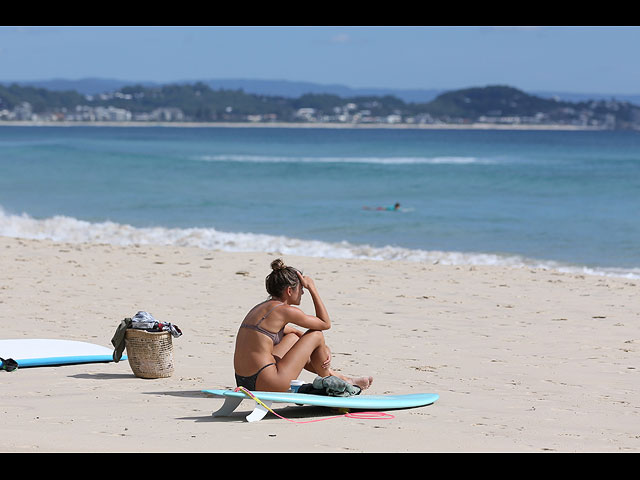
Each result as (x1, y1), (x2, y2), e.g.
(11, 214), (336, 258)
(1, 83), (638, 130)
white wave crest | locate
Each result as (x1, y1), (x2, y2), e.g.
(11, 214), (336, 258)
(1, 207), (638, 279)
(193, 154), (494, 165)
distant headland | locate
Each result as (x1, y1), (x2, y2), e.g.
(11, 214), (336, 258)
(1, 80), (638, 130)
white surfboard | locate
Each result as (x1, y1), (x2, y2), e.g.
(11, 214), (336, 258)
(0, 338), (123, 368)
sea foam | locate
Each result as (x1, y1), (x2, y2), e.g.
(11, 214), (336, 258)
(1, 207), (637, 279)
(193, 154), (495, 165)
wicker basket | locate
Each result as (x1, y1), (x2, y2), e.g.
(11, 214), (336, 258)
(125, 329), (174, 379)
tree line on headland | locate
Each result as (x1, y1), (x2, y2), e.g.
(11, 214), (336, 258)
(1, 82), (639, 129)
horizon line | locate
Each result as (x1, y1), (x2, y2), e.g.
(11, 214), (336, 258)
(1, 77), (639, 98)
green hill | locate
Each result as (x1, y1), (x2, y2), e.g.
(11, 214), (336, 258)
(1, 81), (639, 129)
(423, 85), (565, 117)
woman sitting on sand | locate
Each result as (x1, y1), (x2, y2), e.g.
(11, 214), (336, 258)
(233, 259), (373, 393)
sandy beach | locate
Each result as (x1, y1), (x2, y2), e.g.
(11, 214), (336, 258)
(1, 235), (638, 452)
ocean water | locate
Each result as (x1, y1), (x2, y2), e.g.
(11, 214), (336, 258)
(0, 125), (639, 278)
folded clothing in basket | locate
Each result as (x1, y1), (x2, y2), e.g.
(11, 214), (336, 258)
(131, 311), (182, 338)
(111, 311), (182, 362)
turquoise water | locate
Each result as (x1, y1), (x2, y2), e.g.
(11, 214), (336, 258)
(1, 125), (639, 277)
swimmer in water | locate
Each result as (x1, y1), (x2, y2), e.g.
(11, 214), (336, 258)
(363, 202), (401, 211)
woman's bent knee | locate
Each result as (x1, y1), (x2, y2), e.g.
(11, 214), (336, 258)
(299, 330), (327, 351)
(302, 329), (325, 344)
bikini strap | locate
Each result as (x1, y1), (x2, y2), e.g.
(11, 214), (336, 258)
(255, 302), (286, 326)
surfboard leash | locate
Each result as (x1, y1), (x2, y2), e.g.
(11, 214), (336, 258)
(234, 386), (395, 423)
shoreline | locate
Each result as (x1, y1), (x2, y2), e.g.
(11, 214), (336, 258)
(1, 218), (638, 280)
(0, 235), (638, 452)
(0, 120), (606, 131)
(1, 198), (638, 280)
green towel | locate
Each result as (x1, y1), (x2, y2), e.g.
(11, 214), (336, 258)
(312, 375), (361, 397)
(110, 318), (132, 362)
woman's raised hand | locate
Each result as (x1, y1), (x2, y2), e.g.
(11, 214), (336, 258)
(296, 270), (315, 290)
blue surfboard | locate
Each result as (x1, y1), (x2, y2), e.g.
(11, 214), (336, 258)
(0, 339), (124, 368)
(203, 388), (439, 422)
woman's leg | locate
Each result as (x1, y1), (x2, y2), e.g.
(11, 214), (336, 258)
(272, 332), (325, 375)
(271, 333), (299, 359)
(302, 335), (373, 390)
(257, 330), (372, 392)
(256, 330), (329, 391)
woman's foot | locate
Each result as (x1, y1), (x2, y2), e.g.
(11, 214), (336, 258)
(331, 372), (373, 390)
(350, 376), (373, 390)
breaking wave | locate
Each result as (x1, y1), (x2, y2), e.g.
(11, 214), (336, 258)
(193, 154), (495, 165)
(1, 207), (638, 279)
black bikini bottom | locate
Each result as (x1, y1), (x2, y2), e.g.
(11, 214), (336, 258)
(235, 362), (275, 391)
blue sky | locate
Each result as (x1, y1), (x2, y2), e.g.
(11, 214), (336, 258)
(1, 26), (639, 94)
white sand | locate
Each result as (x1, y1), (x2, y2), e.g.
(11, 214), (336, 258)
(0, 235), (638, 452)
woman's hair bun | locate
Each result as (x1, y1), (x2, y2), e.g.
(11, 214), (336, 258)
(266, 258), (299, 297)
(271, 258), (286, 271)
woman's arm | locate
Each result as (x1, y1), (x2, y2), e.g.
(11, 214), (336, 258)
(283, 272), (331, 331)
(298, 272), (331, 326)
(283, 325), (304, 337)
(284, 306), (330, 331)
